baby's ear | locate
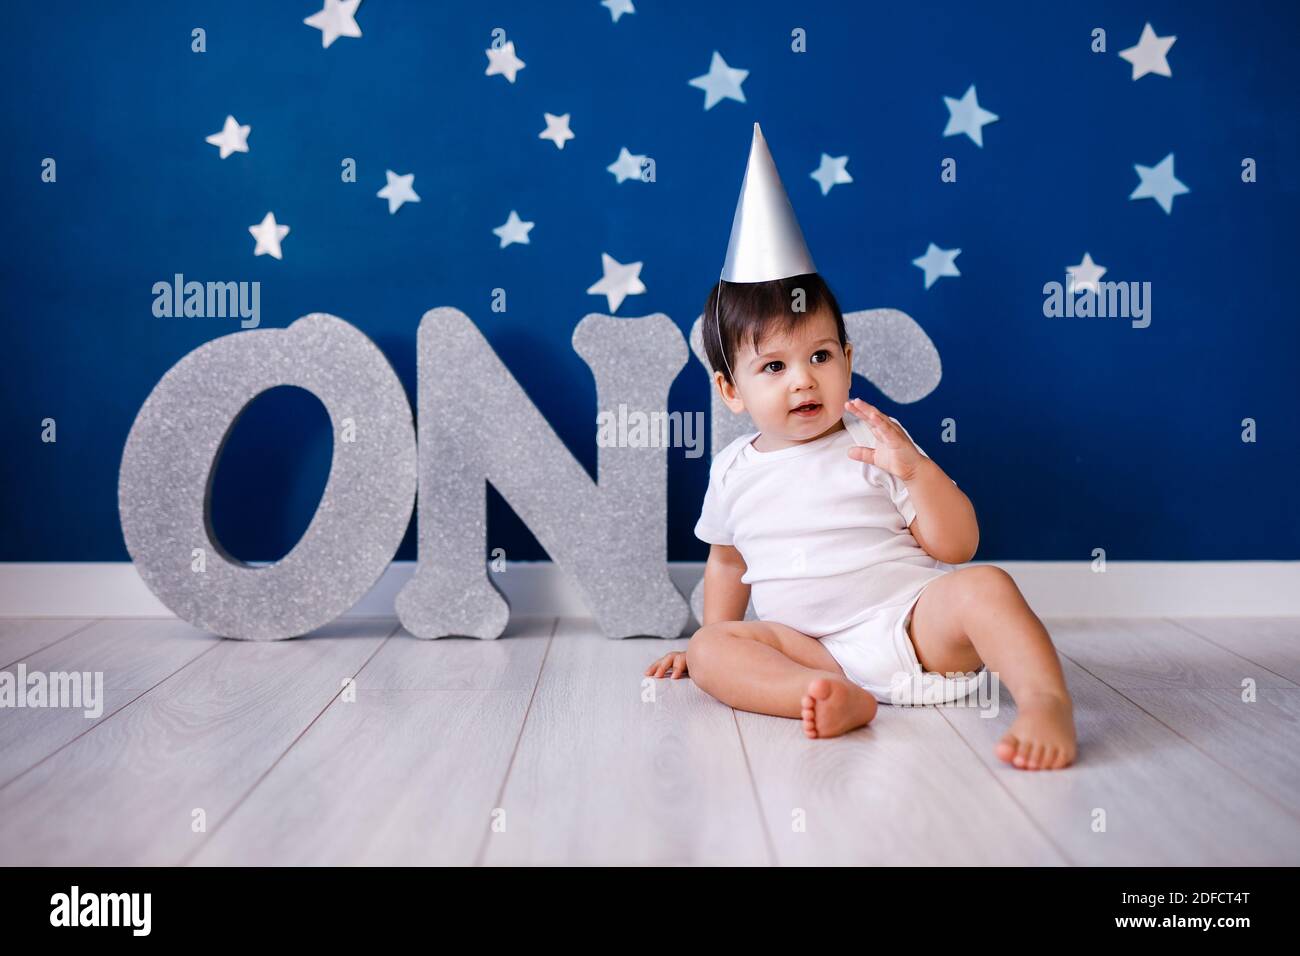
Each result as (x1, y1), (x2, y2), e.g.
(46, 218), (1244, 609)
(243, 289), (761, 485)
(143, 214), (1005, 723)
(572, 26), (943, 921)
(713, 372), (741, 407)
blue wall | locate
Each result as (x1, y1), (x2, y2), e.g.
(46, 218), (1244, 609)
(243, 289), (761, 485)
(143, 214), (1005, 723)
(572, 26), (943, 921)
(2, 0), (1296, 562)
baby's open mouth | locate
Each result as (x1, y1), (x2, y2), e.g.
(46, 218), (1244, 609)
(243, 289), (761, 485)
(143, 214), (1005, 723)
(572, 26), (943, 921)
(790, 402), (821, 417)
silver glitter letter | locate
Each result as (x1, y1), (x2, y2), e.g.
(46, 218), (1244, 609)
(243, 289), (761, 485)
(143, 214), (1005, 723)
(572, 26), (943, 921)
(396, 307), (691, 640)
(119, 314), (416, 640)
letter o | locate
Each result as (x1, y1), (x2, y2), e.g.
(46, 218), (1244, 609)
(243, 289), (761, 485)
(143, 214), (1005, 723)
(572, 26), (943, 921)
(119, 314), (416, 639)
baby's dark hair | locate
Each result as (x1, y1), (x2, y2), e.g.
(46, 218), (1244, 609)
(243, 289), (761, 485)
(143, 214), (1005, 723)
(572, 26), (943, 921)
(701, 273), (848, 386)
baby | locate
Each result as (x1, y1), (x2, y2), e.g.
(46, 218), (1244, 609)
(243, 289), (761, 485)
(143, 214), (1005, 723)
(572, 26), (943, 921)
(646, 272), (1078, 770)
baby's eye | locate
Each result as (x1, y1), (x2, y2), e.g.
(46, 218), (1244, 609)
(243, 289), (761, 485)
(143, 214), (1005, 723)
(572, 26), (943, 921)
(764, 350), (831, 373)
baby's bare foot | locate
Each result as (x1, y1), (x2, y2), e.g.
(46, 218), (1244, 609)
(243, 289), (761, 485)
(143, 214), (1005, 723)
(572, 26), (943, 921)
(801, 677), (878, 739)
(995, 691), (1077, 770)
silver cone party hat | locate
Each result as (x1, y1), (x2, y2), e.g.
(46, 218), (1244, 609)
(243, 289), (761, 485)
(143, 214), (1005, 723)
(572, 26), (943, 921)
(720, 122), (817, 282)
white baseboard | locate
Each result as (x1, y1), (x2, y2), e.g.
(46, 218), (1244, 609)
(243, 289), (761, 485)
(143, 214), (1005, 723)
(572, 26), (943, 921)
(0, 561), (1297, 619)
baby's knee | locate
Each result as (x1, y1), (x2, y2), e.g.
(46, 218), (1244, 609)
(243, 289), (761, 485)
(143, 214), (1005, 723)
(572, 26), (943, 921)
(686, 622), (737, 678)
(689, 621), (745, 647)
(956, 565), (1021, 604)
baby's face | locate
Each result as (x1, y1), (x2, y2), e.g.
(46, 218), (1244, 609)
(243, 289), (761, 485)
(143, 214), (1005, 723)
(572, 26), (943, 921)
(717, 308), (853, 449)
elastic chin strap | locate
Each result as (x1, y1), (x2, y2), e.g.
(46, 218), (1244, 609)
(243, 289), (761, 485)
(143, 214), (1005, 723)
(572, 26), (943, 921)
(713, 275), (736, 390)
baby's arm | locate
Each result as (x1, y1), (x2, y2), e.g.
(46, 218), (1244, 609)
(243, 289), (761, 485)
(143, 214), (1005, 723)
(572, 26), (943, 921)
(844, 398), (978, 564)
(905, 459), (979, 564)
(701, 543), (750, 624)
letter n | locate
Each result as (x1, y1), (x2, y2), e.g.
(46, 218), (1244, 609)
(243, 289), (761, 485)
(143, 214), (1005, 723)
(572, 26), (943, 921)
(396, 308), (691, 639)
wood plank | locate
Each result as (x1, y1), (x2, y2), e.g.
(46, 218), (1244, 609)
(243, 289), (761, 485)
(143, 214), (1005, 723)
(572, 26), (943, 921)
(5, 612), (1295, 866)
(353, 612), (552, 691)
(0, 618), (96, 668)
(1047, 617), (1298, 690)
(1107, 687), (1300, 818)
(191, 616), (554, 865)
(940, 651), (1300, 864)
(0, 619), (220, 786)
(0, 619), (392, 865)
(1166, 618), (1300, 685)
(738, 698), (1067, 865)
(482, 620), (769, 865)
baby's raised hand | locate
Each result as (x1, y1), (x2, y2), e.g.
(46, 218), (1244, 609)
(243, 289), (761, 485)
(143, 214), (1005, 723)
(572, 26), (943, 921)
(844, 398), (925, 481)
(644, 650), (688, 680)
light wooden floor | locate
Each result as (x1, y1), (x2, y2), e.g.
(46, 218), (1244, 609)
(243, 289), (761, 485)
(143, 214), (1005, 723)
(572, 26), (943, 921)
(0, 615), (1297, 866)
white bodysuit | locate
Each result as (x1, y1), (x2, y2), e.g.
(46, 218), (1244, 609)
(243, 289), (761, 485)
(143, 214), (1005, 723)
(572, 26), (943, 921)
(693, 410), (984, 705)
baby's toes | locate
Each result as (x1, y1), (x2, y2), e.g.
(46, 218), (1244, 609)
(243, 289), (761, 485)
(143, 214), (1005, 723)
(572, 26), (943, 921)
(995, 733), (1019, 764)
(1033, 741), (1051, 769)
(1032, 742), (1052, 770)
(1020, 742), (1038, 769)
(1014, 738), (1034, 768)
(1056, 743), (1077, 768)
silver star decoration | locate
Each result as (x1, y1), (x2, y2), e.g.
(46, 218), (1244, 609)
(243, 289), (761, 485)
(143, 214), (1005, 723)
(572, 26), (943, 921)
(602, 0), (636, 23)
(303, 0), (362, 49)
(942, 84), (999, 147)
(1067, 253), (1107, 293)
(248, 212), (290, 259)
(205, 115), (250, 159)
(912, 243), (961, 289)
(810, 154), (852, 195)
(1119, 23), (1176, 80)
(1130, 153), (1189, 214)
(493, 210), (535, 248)
(376, 170), (420, 214)
(607, 147), (648, 184)
(586, 253), (646, 313)
(485, 40), (526, 83)
(539, 112), (575, 150)
(688, 51), (748, 110)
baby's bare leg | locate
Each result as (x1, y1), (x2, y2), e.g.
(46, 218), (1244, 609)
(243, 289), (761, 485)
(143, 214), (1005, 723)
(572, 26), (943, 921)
(686, 620), (878, 738)
(907, 566), (1076, 769)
